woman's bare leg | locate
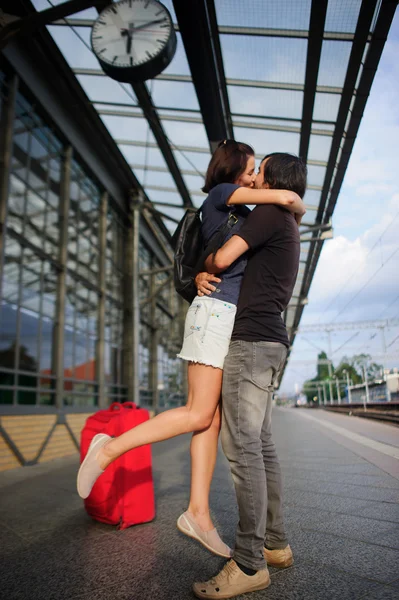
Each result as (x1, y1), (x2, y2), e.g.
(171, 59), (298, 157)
(187, 403), (222, 531)
(98, 363), (223, 469)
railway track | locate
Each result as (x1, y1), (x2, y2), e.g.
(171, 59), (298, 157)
(323, 403), (399, 426)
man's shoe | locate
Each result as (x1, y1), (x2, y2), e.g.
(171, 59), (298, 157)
(192, 559), (270, 599)
(264, 544), (293, 568)
(177, 511), (232, 558)
(77, 433), (111, 499)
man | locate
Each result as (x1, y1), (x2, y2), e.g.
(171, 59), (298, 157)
(193, 153), (307, 599)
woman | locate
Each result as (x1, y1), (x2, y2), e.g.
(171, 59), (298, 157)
(77, 140), (305, 557)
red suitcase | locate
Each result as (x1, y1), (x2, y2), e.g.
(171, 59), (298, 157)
(80, 401), (155, 529)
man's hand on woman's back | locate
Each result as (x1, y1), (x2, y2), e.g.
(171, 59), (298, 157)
(194, 272), (221, 296)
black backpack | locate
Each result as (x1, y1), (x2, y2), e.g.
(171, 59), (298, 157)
(171, 208), (238, 303)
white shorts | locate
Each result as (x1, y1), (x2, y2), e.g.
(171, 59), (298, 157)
(177, 296), (237, 370)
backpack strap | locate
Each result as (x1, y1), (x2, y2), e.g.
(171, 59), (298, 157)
(194, 209), (239, 272)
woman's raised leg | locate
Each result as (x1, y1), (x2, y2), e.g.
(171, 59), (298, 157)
(187, 403), (221, 531)
(77, 363), (223, 498)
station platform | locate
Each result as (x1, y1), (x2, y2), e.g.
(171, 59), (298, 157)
(1, 407), (398, 600)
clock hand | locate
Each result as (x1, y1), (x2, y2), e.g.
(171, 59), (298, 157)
(129, 18), (167, 32)
(127, 33), (132, 55)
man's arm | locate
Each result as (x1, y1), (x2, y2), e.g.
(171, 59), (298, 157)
(204, 205), (285, 274)
(204, 236), (250, 273)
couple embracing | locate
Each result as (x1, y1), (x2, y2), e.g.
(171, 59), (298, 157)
(78, 139), (307, 599)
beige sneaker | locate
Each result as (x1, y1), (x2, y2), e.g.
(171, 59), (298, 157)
(193, 559), (270, 599)
(264, 544), (293, 568)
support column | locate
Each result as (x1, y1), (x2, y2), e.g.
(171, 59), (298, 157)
(336, 377), (341, 404)
(52, 146), (72, 409)
(363, 366), (370, 406)
(329, 379), (334, 404)
(0, 74), (17, 300)
(149, 268), (159, 412)
(123, 190), (141, 405)
(96, 191), (108, 408)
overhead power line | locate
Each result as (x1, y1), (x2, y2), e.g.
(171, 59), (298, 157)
(297, 317), (399, 333)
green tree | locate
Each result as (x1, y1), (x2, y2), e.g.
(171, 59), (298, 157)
(316, 350), (332, 380)
(352, 354), (383, 380)
(334, 361), (362, 386)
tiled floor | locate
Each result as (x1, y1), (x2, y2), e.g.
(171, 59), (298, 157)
(0, 407), (398, 600)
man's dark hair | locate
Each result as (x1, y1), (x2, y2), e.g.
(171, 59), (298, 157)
(202, 139), (254, 193)
(262, 153), (307, 199)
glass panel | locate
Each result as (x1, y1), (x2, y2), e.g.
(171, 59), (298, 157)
(313, 93), (341, 122)
(146, 189), (183, 206)
(174, 150), (211, 177)
(77, 74), (138, 105)
(141, 169), (177, 188)
(221, 35), (308, 84)
(233, 126), (300, 156)
(162, 120), (208, 147)
(307, 165), (326, 187)
(228, 86), (303, 120)
(151, 80), (200, 111)
(182, 174), (205, 193)
(303, 189), (321, 207)
(317, 41), (352, 88)
(100, 113), (155, 143)
(215, 0), (311, 30)
(308, 134), (333, 163)
(19, 309), (39, 369)
(325, 0), (362, 33)
(163, 32), (190, 75)
(47, 25), (99, 70)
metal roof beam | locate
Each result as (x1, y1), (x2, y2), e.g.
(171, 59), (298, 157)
(94, 100), (335, 125)
(0, 0), (99, 49)
(74, 67), (344, 94)
(323, 0), (398, 223)
(52, 19), (372, 42)
(131, 164), (201, 177)
(116, 139), (327, 167)
(97, 108), (334, 136)
(299, 0), (328, 162)
(300, 0), (379, 305)
(218, 26), (371, 41)
(129, 82), (192, 207)
(173, 0), (233, 151)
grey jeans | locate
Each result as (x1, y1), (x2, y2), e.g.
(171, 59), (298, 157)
(221, 339), (288, 571)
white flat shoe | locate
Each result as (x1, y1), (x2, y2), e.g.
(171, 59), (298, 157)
(77, 433), (111, 499)
(177, 511), (232, 558)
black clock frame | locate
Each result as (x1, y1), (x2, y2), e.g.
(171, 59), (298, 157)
(91, 0), (177, 84)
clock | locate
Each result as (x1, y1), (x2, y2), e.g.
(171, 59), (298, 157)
(91, 0), (177, 83)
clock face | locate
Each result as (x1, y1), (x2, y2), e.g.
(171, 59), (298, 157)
(91, 0), (174, 71)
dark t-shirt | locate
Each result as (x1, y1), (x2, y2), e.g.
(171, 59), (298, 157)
(201, 183), (250, 305)
(232, 204), (300, 346)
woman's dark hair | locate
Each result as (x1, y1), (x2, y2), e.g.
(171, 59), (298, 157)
(261, 153), (307, 199)
(202, 139), (254, 193)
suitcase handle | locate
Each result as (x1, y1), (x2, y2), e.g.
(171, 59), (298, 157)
(109, 401), (137, 411)
(109, 402), (122, 411)
(123, 402), (137, 409)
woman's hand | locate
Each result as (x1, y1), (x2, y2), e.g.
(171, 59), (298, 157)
(278, 190), (306, 214)
(194, 272), (221, 296)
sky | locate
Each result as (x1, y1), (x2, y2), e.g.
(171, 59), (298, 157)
(28, 1), (399, 393)
(281, 9), (399, 394)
